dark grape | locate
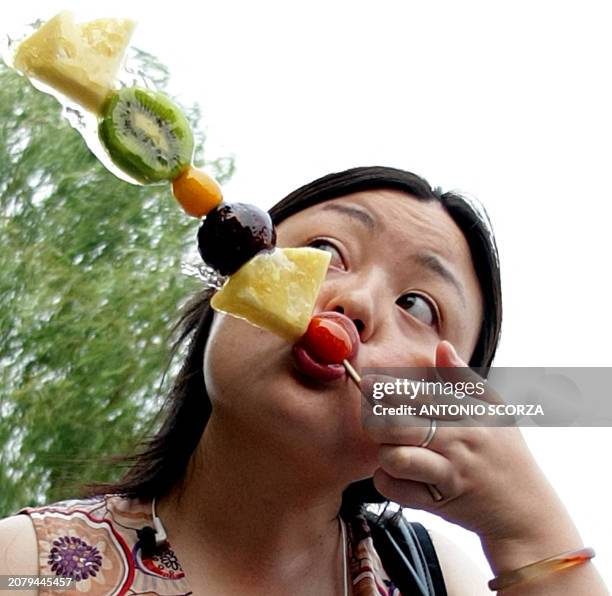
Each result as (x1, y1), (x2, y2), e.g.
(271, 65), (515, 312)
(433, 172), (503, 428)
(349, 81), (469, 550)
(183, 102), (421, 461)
(197, 202), (277, 275)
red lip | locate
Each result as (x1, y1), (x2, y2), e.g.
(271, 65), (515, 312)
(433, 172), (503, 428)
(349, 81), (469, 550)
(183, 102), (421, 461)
(291, 312), (360, 383)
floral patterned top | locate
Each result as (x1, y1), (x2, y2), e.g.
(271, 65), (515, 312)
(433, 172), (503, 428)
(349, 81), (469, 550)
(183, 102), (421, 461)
(17, 493), (403, 595)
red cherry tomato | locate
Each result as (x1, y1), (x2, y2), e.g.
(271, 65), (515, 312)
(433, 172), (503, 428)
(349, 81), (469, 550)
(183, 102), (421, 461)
(302, 316), (352, 364)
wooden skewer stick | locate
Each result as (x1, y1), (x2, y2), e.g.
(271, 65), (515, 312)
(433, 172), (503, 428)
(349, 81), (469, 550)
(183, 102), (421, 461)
(342, 358), (444, 503)
(342, 359), (361, 386)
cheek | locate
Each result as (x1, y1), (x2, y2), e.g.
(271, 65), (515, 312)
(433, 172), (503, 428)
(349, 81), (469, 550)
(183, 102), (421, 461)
(204, 313), (255, 403)
(444, 312), (481, 362)
(368, 329), (439, 368)
(203, 312), (288, 406)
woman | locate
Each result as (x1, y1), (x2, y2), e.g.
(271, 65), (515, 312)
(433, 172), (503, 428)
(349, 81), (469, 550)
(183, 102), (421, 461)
(0, 166), (606, 595)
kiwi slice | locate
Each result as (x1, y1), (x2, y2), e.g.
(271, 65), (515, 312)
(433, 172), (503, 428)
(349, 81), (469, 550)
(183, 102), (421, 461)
(98, 87), (194, 184)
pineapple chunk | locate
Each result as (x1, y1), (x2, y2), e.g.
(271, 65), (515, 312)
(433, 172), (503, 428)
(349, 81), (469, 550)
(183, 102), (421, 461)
(211, 247), (331, 342)
(14, 11), (135, 114)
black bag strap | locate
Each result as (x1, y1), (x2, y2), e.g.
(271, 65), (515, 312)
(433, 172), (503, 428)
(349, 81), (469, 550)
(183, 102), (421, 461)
(365, 510), (447, 596)
(409, 522), (446, 595)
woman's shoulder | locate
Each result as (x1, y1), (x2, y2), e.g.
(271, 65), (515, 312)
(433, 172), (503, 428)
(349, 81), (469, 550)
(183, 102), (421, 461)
(12, 493), (151, 553)
(353, 510), (490, 596)
(0, 493), (179, 595)
(0, 498), (111, 579)
(0, 494), (135, 572)
(426, 528), (490, 595)
(350, 508), (488, 595)
(14, 492), (149, 523)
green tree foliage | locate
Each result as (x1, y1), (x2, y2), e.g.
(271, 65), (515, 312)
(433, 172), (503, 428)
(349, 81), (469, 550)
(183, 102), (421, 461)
(0, 55), (234, 516)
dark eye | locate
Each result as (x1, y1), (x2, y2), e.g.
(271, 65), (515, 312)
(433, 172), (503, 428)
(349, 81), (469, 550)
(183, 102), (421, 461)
(396, 293), (438, 327)
(307, 238), (346, 269)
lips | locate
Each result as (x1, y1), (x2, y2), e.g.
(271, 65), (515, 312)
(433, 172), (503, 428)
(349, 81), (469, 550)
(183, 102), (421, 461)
(291, 311), (360, 383)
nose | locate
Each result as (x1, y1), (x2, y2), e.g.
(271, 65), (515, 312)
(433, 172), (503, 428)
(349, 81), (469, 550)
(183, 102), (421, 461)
(322, 287), (376, 343)
(330, 305), (365, 335)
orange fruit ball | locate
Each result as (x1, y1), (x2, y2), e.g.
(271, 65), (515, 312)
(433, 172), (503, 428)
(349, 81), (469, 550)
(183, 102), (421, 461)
(171, 166), (223, 218)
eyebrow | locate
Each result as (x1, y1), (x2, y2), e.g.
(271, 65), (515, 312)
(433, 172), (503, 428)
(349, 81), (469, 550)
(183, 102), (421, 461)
(321, 203), (377, 232)
(318, 203), (467, 304)
(413, 252), (467, 305)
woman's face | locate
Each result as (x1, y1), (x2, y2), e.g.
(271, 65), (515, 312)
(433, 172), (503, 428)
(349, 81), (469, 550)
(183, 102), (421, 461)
(203, 190), (484, 482)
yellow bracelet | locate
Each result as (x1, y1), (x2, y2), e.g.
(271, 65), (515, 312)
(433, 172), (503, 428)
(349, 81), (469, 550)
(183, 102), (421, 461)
(488, 547), (596, 591)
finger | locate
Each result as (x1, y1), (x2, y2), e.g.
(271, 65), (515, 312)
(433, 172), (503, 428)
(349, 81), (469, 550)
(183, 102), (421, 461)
(435, 341), (507, 408)
(364, 415), (457, 447)
(372, 468), (454, 509)
(363, 418), (428, 446)
(378, 444), (455, 488)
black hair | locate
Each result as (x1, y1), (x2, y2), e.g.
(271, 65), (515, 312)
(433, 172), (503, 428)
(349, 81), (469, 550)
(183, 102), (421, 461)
(81, 166), (503, 516)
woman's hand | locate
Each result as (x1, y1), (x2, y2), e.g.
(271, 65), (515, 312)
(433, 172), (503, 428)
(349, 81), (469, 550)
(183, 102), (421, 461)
(361, 340), (606, 591)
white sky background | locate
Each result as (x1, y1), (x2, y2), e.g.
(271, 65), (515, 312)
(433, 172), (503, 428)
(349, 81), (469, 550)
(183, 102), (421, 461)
(5, 0), (612, 585)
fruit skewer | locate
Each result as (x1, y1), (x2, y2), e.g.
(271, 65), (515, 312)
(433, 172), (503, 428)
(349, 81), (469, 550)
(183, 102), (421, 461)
(7, 11), (360, 381)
